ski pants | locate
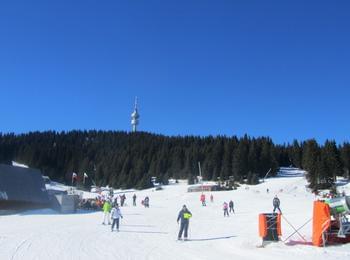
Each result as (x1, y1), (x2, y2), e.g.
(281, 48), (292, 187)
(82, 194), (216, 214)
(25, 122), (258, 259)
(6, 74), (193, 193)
(111, 218), (120, 230)
(224, 209), (229, 217)
(273, 206), (282, 214)
(178, 221), (189, 239)
(229, 206), (234, 213)
(103, 212), (111, 224)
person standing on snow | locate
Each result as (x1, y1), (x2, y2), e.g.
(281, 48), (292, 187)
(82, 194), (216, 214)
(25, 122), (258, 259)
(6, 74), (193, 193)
(133, 194), (137, 206)
(200, 194), (206, 206)
(120, 194), (126, 207)
(177, 205), (192, 240)
(102, 200), (112, 225)
(223, 202), (229, 217)
(144, 196), (149, 208)
(210, 194), (214, 203)
(273, 195), (282, 214)
(110, 204), (123, 232)
(229, 200), (234, 213)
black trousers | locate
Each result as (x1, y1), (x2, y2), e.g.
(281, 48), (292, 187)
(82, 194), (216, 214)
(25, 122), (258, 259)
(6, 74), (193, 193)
(273, 206), (282, 214)
(111, 218), (120, 230)
(224, 209), (229, 216)
(178, 221), (189, 239)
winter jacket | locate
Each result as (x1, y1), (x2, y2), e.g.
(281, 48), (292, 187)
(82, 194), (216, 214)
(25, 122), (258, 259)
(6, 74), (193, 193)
(223, 203), (228, 209)
(111, 207), (123, 219)
(229, 201), (234, 207)
(177, 209), (192, 223)
(103, 202), (112, 213)
(273, 197), (280, 207)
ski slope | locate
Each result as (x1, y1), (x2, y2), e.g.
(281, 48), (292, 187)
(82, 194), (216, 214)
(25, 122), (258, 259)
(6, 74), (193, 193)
(1, 176), (350, 260)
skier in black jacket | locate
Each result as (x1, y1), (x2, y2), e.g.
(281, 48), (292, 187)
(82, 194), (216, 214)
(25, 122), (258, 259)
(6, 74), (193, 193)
(273, 195), (282, 214)
(177, 205), (192, 240)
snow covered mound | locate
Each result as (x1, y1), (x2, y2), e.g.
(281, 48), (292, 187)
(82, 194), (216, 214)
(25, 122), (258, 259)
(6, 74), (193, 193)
(1, 175), (350, 260)
(277, 167), (306, 177)
(11, 161), (29, 168)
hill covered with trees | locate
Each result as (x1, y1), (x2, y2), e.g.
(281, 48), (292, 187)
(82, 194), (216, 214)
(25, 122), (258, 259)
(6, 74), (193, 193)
(0, 131), (349, 191)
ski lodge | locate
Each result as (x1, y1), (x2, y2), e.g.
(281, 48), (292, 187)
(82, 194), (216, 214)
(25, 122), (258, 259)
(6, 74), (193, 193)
(0, 164), (50, 210)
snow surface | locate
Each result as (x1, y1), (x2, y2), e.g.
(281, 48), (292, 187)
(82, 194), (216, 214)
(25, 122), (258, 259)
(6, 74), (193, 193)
(1, 176), (350, 260)
(11, 161), (29, 168)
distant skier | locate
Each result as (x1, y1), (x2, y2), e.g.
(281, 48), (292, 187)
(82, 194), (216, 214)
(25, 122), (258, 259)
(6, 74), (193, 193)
(273, 195), (282, 214)
(102, 200), (112, 225)
(266, 188), (269, 193)
(223, 202), (229, 217)
(200, 194), (206, 206)
(177, 205), (192, 240)
(229, 200), (234, 213)
(110, 204), (123, 232)
(120, 194), (126, 207)
(210, 194), (214, 203)
(144, 196), (149, 208)
(133, 194), (137, 206)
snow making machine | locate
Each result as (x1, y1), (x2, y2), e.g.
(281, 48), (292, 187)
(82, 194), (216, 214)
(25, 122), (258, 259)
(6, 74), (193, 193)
(259, 213), (282, 242)
(312, 196), (350, 246)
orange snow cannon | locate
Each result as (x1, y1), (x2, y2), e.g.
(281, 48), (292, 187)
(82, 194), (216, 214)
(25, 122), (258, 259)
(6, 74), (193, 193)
(259, 213), (281, 241)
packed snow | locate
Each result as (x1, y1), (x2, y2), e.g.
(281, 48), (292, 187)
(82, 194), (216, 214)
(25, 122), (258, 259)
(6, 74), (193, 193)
(1, 174), (350, 260)
(11, 161), (29, 168)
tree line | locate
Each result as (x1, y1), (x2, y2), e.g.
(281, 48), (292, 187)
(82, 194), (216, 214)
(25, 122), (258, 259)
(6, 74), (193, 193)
(0, 131), (349, 191)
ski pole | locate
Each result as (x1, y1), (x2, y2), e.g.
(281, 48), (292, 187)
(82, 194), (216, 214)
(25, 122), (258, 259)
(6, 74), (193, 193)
(283, 218), (312, 243)
(281, 215), (307, 242)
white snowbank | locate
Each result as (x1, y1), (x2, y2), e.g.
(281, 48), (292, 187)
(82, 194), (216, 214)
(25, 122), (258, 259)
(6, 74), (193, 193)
(1, 176), (350, 260)
(11, 161), (29, 168)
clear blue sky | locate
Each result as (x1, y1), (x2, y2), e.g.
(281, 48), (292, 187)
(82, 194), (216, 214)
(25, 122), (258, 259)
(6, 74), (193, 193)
(0, 0), (349, 144)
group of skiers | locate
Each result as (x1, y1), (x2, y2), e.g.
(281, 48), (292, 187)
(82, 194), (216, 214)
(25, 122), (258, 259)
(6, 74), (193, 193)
(223, 200), (235, 217)
(100, 190), (281, 239)
(199, 194), (214, 206)
(199, 193), (235, 217)
(100, 193), (152, 232)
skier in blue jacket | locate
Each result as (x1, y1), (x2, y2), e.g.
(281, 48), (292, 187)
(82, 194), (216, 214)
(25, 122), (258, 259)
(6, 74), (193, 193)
(177, 205), (192, 240)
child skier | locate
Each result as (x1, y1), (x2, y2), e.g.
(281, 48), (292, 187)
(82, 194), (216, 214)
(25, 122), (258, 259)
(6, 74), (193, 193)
(110, 204), (123, 232)
(200, 194), (206, 206)
(223, 202), (229, 217)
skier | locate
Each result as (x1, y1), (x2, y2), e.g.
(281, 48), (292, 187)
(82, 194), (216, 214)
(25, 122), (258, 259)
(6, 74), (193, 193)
(223, 202), (229, 217)
(120, 194), (126, 207)
(229, 200), (234, 213)
(200, 194), (206, 206)
(273, 195), (282, 214)
(177, 205), (192, 240)
(110, 204), (123, 232)
(133, 194), (137, 206)
(144, 196), (149, 208)
(102, 199), (112, 225)
(210, 194), (214, 203)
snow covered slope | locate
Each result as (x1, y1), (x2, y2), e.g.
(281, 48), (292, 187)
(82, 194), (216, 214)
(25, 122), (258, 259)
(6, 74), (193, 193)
(1, 176), (350, 260)
(277, 167), (306, 177)
(11, 161), (29, 168)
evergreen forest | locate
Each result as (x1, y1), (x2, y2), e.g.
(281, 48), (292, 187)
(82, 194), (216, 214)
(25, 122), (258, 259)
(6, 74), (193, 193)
(0, 131), (349, 191)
